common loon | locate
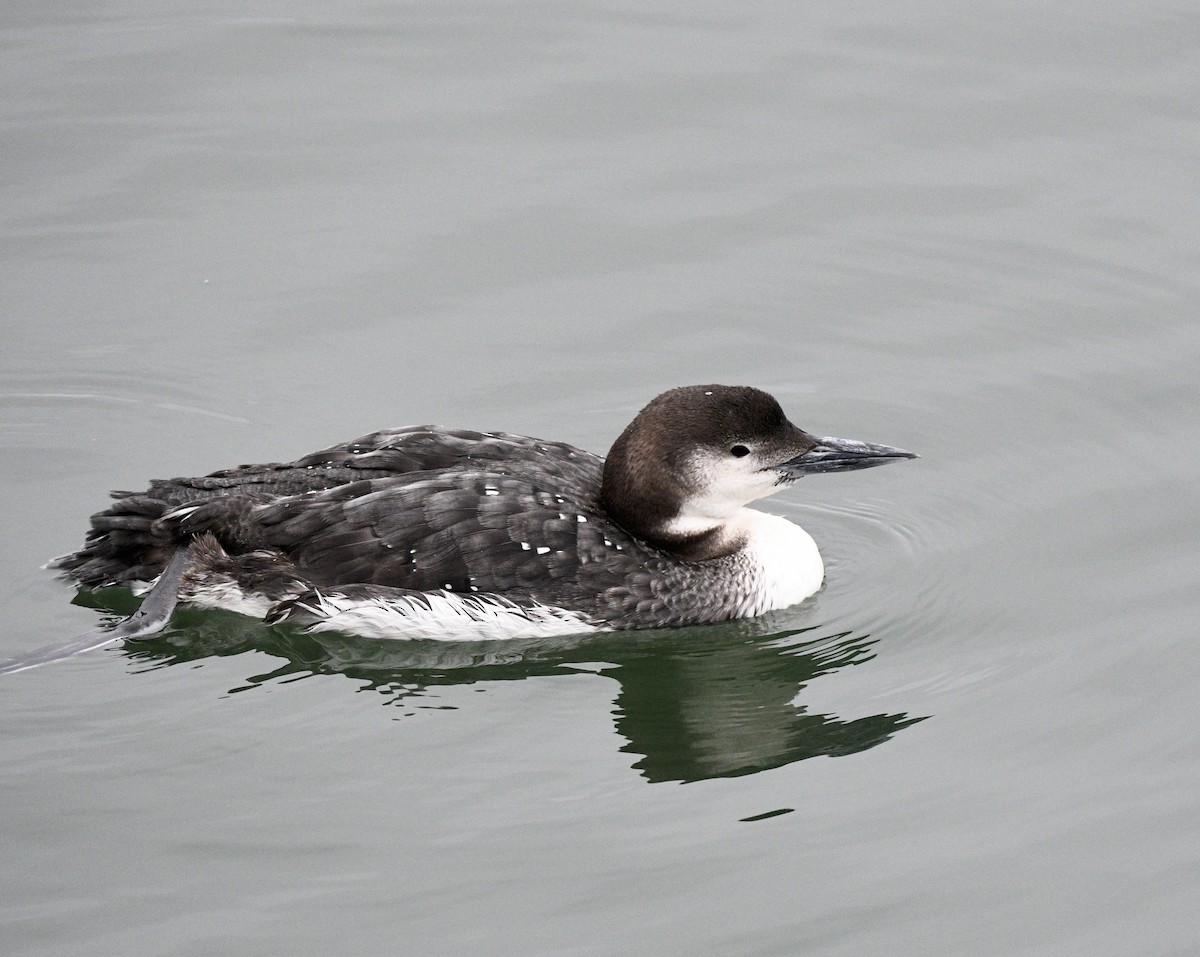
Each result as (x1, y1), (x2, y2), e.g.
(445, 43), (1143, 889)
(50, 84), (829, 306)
(48, 384), (915, 643)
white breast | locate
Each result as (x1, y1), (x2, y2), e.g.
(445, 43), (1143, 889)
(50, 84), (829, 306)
(734, 508), (824, 615)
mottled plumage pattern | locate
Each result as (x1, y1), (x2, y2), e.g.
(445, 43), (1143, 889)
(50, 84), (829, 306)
(52, 426), (765, 631)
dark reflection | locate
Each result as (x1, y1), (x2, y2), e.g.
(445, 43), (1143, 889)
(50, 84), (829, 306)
(608, 625), (925, 783)
(75, 590), (926, 784)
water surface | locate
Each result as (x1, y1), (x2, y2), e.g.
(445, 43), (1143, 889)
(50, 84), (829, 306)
(3, 2), (1199, 954)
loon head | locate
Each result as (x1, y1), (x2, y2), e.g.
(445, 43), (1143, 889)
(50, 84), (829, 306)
(601, 384), (916, 561)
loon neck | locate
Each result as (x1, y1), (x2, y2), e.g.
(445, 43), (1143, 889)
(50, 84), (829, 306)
(601, 431), (743, 563)
(632, 523), (742, 563)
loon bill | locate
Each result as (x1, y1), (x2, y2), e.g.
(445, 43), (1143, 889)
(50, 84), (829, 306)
(5, 384), (916, 672)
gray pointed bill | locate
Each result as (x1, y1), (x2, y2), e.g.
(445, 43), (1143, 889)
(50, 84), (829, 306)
(775, 435), (918, 478)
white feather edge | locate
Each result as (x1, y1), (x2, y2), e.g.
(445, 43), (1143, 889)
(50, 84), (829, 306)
(184, 581), (601, 641)
(289, 590), (602, 641)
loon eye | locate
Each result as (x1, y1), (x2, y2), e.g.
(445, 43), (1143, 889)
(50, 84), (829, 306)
(730, 444), (750, 458)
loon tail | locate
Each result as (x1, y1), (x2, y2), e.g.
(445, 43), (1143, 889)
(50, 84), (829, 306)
(1, 544), (193, 676)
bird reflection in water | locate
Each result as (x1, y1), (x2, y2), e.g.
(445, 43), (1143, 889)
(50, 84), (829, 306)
(79, 590), (925, 785)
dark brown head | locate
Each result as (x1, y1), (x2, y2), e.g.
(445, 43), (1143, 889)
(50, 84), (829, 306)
(600, 385), (916, 560)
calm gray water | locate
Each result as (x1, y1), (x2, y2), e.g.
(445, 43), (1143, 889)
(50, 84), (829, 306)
(3, 1), (1199, 954)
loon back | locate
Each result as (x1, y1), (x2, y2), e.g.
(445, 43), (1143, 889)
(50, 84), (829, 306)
(54, 427), (602, 589)
(49, 425), (766, 632)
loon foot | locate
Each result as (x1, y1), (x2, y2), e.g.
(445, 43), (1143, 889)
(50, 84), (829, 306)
(1, 544), (193, 675)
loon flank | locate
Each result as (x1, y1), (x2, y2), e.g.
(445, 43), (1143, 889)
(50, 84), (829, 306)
(49, 384), (916, 644)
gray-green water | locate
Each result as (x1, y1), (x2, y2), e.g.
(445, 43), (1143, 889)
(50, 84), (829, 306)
(3, 2), (1199, 954)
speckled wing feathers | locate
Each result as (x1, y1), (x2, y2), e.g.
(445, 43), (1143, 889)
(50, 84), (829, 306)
(252, 469), (649, 611)
(53, 426), (757, 630)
